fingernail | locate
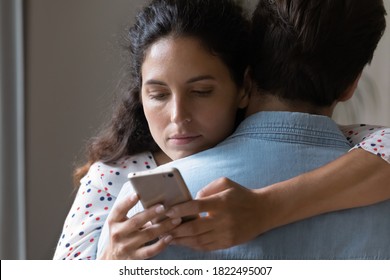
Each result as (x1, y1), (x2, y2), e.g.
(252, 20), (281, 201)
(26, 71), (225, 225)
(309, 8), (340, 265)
(144, 221), (152, 227)
(171, 218), (182, 225)
(163, 235), (173, 244)
(155, 204), (165, 214)
(130, 193), (138, 201)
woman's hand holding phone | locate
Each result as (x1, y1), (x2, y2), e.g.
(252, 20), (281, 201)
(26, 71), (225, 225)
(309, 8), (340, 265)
(98, 193), (181, 260)
(129, 168), (197, 223)
(164, 177), (265, 251)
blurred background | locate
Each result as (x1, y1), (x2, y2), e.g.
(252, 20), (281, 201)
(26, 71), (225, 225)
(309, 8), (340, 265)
(1, 0), (389, 259)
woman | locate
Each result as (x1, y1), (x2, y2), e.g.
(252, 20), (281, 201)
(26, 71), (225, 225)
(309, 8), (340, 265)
(54, 0), (389, 260)
(54, 0), (251, 260)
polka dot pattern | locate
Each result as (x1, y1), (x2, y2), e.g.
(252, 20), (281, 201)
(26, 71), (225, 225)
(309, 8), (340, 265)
(340, 124), (390, 163)
(53, 152), (157, 260)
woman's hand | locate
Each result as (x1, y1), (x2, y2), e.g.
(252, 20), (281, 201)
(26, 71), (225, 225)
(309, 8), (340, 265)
(99, 193), (182, 259)
(165, 177), (270, 251)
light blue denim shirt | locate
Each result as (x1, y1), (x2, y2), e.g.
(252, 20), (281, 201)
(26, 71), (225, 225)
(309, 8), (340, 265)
(98, 111), (390, 259)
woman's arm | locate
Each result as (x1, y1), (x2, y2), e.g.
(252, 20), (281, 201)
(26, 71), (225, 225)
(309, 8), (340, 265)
(53, 163), (117, 260)
(258, 148), (390, 233)
(166, 148), (390, 251)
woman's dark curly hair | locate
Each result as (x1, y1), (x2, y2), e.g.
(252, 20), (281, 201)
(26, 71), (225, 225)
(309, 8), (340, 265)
(74, 0), (252, 184)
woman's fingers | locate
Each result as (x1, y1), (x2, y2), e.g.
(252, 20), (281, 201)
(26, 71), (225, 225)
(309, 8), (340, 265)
(108, 193), (140, 223)
(123, 203), (166, 231)
(166, 178), (234, 219)
(138, 216), (182, 241)
(105, 208), (182, 259)
(169, 215), (213, 238)
(196, 177), (232, 198)
(134, 235), (173, 259)
(171, 233), (215, 251)
(125, 216), (182, 253)
(166, 178), (260, 251)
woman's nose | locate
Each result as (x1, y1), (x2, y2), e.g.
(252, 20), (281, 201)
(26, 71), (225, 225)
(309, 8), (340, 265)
(170, 96), (192, 124)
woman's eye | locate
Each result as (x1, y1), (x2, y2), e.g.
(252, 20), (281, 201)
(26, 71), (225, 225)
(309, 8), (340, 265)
(192, 89), (213, 96)
(149, 92), (168, 100)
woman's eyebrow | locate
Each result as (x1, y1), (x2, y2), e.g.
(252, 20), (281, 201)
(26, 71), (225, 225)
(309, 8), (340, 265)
(144, 75), (215, 86)
(144, 79), (167, 86)
(186, 75), (215, 84)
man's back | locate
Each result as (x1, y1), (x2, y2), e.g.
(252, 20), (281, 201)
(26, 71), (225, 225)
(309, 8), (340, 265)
(155, 111), (390, 259)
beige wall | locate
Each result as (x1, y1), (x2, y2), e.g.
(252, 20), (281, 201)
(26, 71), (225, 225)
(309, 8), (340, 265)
(25, 0), (390, 259)
(25, 0), (145, 259)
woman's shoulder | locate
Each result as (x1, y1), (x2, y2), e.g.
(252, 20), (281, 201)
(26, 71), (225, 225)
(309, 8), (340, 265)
(80, 152), (158, 193)
(91, 152), (157, 172)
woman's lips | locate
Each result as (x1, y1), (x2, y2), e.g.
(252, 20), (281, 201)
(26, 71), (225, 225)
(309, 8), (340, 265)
(168, 134), (201, 145)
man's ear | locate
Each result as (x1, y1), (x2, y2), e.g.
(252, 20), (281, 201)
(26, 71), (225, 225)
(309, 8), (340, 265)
(338, 72), (362, 102)
(237, 68), (252, 109)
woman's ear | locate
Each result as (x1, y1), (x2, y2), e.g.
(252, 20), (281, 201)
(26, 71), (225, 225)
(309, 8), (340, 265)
(338, 72), (362, 102)
(238, 68), (252, 109)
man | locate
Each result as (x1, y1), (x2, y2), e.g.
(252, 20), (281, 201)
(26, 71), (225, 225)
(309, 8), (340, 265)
(99, 0), (389, 259)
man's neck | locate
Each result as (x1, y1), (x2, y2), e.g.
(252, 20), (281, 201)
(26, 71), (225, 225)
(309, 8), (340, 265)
(245, 94), (334, 118)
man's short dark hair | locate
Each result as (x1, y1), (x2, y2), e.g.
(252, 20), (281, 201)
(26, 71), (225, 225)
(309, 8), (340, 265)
(251, 0), (387, 107)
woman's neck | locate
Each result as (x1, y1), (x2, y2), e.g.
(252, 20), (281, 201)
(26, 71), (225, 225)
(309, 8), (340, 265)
(153, 150), (172, 166)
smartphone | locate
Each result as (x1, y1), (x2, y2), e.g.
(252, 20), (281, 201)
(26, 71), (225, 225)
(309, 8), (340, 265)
(128, 167), (196, 223)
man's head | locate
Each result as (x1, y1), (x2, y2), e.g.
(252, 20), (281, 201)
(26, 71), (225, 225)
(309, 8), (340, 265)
(251, 0), (386, 108)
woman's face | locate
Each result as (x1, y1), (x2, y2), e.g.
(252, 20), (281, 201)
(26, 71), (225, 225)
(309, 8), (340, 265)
(141, 37), (248, 160)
